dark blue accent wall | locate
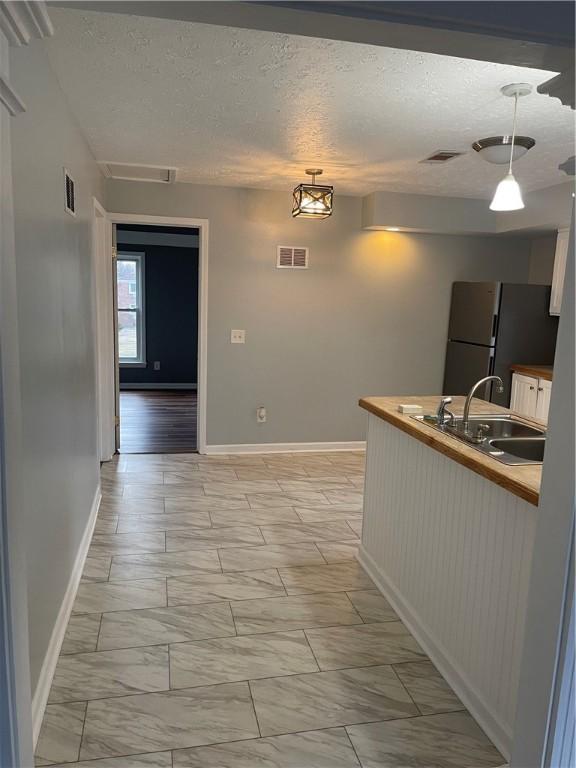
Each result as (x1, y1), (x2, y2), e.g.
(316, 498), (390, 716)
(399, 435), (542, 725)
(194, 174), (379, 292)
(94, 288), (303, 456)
(119, 241), (198, 386)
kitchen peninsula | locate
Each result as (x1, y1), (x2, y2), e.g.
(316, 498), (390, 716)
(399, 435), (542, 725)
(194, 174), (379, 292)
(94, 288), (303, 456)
(357, 395), (541, 760)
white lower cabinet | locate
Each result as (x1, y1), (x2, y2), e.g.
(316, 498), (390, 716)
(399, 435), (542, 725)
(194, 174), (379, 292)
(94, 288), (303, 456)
(511, 372), (551, 424)
(534, 378), (552, 423)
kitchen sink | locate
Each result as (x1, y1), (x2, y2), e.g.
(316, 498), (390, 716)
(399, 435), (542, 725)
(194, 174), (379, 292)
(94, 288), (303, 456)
(413, 413), (546, 465)
(488, 438), (545, 464)
(444, 416), (545, 440)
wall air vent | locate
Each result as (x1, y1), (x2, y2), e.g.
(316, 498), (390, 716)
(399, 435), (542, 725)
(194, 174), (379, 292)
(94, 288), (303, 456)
(277, 246), (309, 269)
(420, 150), (465, 164)
(99, 162), (177, 184)
(64, 168), (76, 216)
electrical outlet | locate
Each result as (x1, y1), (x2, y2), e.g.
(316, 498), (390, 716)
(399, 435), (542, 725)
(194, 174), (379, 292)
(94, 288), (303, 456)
(256, 406), (267, 423)
(153, 361), (161, 371)
(231, 329), (246, 344)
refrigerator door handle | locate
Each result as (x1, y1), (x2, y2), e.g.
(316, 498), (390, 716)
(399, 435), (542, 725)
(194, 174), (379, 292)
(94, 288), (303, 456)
(489, 350), (495, 376)
(491, 314), (498, 341)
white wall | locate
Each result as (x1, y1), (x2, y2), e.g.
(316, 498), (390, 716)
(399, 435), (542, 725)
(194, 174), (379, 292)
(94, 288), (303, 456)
(0, 23), (34, 768)
(10, 39), (103, 694)
(511, 211), (575, 767)
(107, 179), (534, 447)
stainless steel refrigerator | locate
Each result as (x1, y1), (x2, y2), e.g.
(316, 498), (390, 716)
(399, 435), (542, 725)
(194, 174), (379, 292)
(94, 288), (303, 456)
(443, 282), (558, 405)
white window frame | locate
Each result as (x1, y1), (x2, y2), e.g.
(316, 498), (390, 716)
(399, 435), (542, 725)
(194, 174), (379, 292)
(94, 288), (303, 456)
(117, 252), (146, 366)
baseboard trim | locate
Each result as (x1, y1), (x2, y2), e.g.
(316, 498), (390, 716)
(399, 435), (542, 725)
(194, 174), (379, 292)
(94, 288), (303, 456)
(357, 544), (511, 760)
(31, 485), (101, 746)
(203, 441), (366, 455)
(120, 383), (197, 390)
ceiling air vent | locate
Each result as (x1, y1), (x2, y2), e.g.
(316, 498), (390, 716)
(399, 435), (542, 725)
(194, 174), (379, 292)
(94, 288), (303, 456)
(64, 168), (76, 216)
(420, 150), (465, 164)
(99, 162), (177, 183)
(277, 246), (309, 269)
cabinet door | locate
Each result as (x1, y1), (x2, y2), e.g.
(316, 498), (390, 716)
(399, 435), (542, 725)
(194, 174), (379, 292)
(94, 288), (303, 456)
(511, 373), (538, 418)
(550, 228), (570, 316)
(535, 379), (552, 424)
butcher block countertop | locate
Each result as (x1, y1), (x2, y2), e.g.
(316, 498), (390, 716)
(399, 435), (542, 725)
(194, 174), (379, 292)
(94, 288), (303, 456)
(359, 395), (542, 506)
(510, 364), (553, 381)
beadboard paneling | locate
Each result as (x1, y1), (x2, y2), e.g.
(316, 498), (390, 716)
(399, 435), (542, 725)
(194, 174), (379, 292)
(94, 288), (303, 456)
(360, 414), (537, 758)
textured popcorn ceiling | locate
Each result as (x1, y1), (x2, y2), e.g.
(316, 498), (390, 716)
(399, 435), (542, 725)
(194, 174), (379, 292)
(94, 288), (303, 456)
(46, 8), (574, 198)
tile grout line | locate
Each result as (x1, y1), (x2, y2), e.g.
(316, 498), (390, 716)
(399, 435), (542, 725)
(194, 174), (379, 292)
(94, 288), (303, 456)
(343, 725), (364, 768)
(246, 680), (262, 739)
(214, 547), (225, 574)
(75, 700), (90, 764)
(94, 612), (105, 652)
(389, 662), (424, 717)
(300, 628), (322, 673)
(313, 541), (330, 565)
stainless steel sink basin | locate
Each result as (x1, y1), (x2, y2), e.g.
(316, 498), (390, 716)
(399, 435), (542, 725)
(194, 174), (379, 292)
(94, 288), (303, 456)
(488, 438), (545, 464)
(413, 413), (546, 465)
(445, 416), (545, 440)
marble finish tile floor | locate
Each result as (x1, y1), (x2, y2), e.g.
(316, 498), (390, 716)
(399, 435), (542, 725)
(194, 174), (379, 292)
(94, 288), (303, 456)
(36, 450), (503, 767)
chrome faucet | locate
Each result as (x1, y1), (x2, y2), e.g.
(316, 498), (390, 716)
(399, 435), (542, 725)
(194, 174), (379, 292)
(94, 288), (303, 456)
(462, 376), (504, 432)
(436, 397), (454, 427)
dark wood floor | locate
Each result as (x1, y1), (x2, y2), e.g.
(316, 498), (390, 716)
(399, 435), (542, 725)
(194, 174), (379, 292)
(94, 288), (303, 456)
(119, 390), (197, 453)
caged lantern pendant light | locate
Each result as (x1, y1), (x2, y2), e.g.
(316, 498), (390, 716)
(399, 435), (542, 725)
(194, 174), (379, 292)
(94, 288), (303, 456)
(489, 83), (532, 212)
(292, 169), (334, 219)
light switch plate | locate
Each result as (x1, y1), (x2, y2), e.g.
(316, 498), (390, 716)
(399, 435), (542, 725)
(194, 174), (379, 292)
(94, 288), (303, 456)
(231, 329), (246, 344)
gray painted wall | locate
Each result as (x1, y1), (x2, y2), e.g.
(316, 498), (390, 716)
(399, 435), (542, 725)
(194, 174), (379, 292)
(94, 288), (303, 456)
(107, 180), (534, 446)
(10, 40), (103, 692)
(529, 234), (556, 284)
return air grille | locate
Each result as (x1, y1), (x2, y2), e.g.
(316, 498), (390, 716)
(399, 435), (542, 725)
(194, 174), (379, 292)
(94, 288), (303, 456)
(99, 162), (177, 183)
(64, 168), (76, 216)
(420, 150), (465, 164)
(277, 246), (309, 269)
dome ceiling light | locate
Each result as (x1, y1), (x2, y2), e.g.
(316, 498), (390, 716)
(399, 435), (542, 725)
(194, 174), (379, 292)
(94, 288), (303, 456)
(292, 169), (333, 219)
(489, 83), (532, 212)
(473, 135), (535, 165)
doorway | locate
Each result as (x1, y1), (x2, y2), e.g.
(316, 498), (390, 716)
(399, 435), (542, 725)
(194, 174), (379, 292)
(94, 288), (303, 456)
(115, 224), (200, 453)
(94, 212), (209, 455)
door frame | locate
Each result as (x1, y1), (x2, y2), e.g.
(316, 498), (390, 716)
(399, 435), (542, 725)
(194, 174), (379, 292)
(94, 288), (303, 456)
(92, 198), (116, 461)
(105, 212), (209, 454)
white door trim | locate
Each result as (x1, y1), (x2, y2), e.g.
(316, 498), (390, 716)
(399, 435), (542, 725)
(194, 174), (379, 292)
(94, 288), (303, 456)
(91, 198), (115, 461)
(106, 212), (209, 454)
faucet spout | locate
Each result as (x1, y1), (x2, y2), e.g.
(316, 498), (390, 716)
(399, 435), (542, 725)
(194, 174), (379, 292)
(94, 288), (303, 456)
(463, 376), (504, 432)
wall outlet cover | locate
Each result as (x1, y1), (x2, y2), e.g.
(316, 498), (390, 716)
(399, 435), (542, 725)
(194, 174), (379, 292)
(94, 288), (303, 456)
(231, 330), (246, 344)
(256, 406), (267, 423)
(153, 361), (161, 370)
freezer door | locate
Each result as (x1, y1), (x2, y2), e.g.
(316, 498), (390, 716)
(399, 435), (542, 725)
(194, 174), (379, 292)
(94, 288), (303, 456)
(447, 282), (501, 345)
(443, 341), (495, 399)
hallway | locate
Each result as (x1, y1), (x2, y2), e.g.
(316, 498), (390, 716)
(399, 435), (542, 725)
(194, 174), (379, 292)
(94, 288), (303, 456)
(35, 451), (503, 767)
(120, 391), (198, 453)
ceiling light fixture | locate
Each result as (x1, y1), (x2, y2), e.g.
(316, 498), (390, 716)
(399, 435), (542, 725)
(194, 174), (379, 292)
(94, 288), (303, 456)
(489, 83), (532, 212)
(292, 169), (333, 219)
(385, 227), (400, 231)
(473, 135), (535, 164)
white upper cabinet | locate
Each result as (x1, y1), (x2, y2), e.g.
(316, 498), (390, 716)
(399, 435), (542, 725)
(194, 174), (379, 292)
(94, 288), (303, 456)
(550, 228), (570, 316)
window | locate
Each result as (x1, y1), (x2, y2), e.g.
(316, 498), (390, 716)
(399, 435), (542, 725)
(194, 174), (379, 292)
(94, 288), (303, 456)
(117, 253), (145, 364)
